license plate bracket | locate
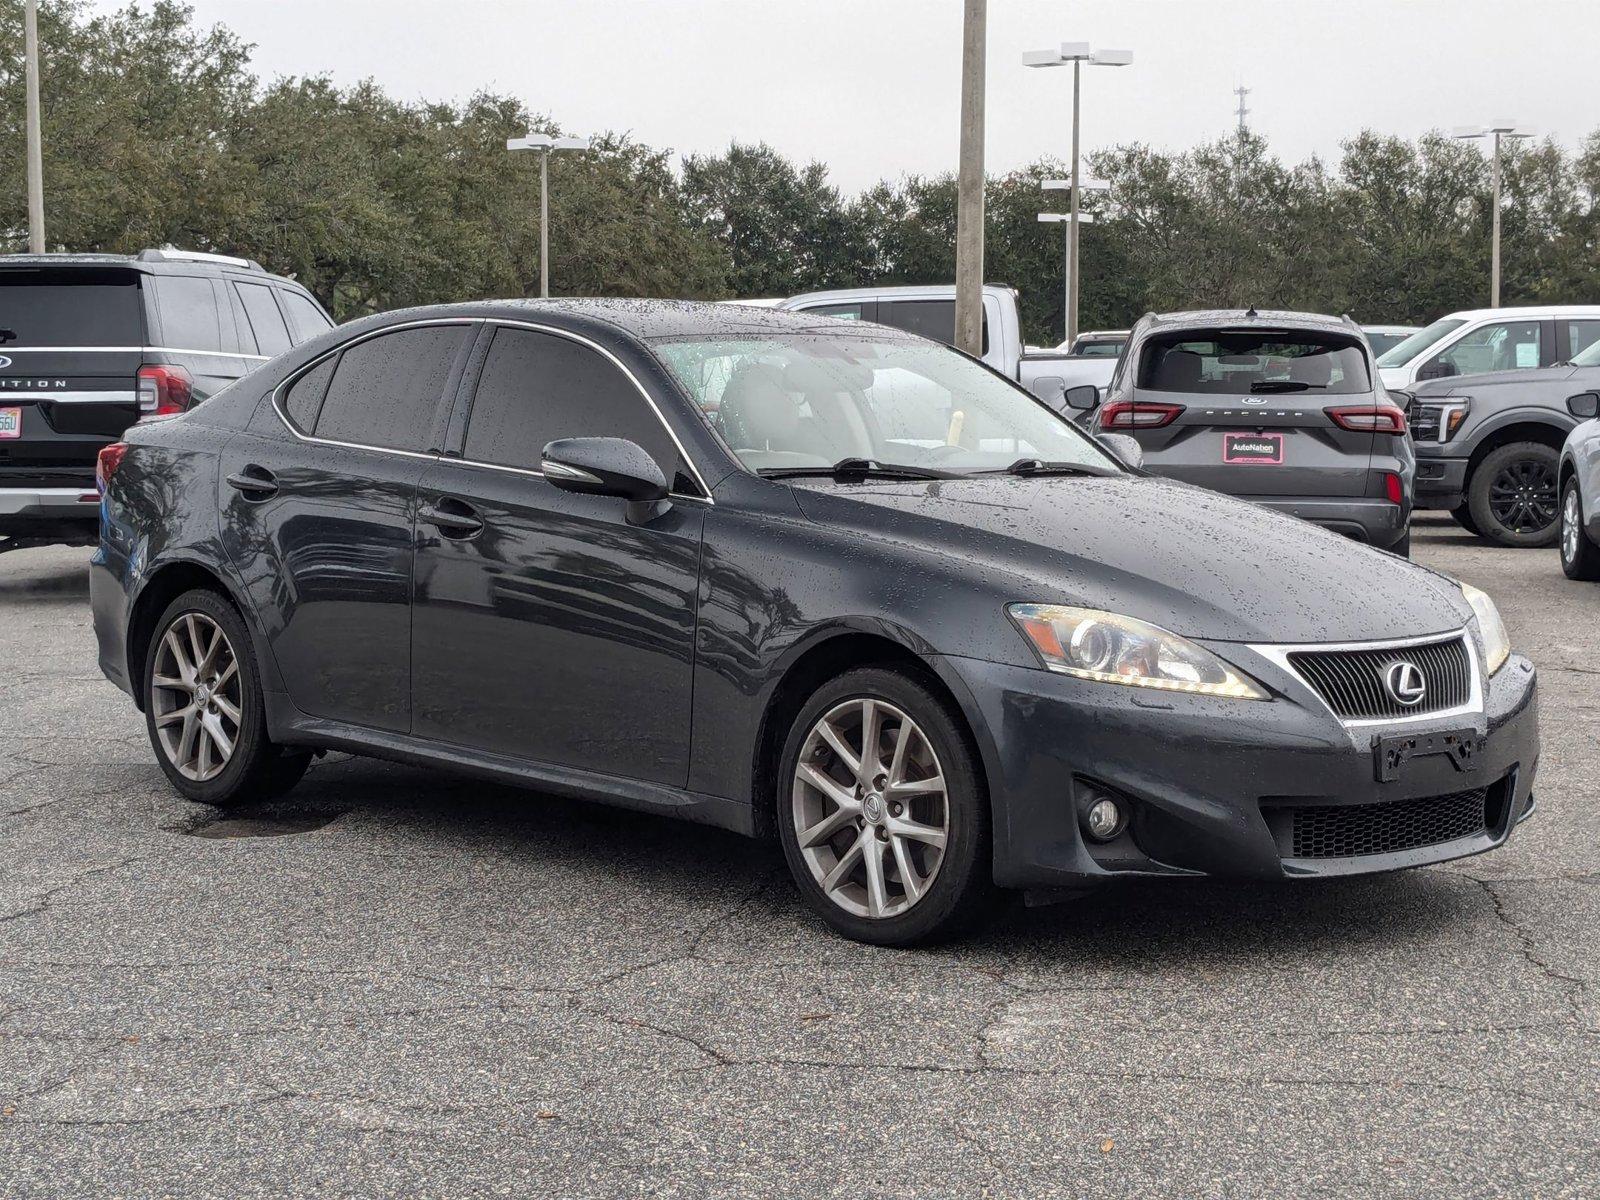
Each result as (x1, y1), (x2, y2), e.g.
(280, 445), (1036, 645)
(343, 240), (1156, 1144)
(1222, 431), (1283, 464)
(0, 407), (19, 440)
(1372, 727), (1483, 783)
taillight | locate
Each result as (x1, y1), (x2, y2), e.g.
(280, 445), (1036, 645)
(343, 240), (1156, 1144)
(1383, 471), (1404, 505)
(137, 364), (193, 418)
(1098, 400), (1185, 430)
(96, 443), (129, 494)
(1326, 404), (1407, 434)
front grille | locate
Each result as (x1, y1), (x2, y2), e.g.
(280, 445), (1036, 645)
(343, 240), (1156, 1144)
(1287, 635), (1472, 721)
(1283, 787), (1490, 859)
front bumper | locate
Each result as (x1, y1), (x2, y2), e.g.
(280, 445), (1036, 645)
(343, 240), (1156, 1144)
(0, 487), (101, 540)
(1412, 447), (1468, 510)
(1252, 495), (1409, 549)
(937, 647), (1538, 890)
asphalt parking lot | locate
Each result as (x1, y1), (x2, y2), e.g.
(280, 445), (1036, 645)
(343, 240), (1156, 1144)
(1, 515), (1597, 1198)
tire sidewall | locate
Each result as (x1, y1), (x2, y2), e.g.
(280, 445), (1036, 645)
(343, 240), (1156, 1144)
(1561, 478), (1600, 580)
(775, 666), (990, 946)
(143, 588), (271, 805)
(1468, 442), (1561, 548)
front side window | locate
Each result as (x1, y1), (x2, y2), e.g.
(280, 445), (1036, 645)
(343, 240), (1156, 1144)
(1136, 330), (1371, 395)
(464, 328), (687, 490)
(314, 324), (468, 452)
(152, 276), (223, 352)
(234, 282), (293, 356)
(1428, 320), (1542, 377)
(1376, 317), (1467, 368)
(654, 333), (1117, 475)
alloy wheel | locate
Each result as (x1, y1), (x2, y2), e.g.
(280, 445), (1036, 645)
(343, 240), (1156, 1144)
(791, 698), (949, 920)
(151, 612), (242, 782)
(1488, 458), (1558, 534)
(1563, 488), (1581, 565)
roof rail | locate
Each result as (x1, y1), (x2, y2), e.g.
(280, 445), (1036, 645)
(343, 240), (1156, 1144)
(136, 247), (265, 271)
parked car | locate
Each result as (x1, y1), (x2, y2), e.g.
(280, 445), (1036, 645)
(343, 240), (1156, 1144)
(1058, 329), (1129, 357)
(91, 299), (1537, 945)
(1071, 308), (1414, 555)
(0, 248), (333, 553)
(1407, 335), (1600, 547)
(777, 284), (1117, 398)
(1362, 324), (1420, 357)
(1376, 306), (1600, 391)
(1558, 389), (1600, 579)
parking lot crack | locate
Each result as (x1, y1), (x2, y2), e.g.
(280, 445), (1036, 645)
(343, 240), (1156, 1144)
(0, 856), (149, 926)
(1473, 878), (1590, 1019)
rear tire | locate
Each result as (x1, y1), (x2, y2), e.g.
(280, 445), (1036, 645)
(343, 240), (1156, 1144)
(776, 667), (992, 946)
(142, 588), (312, 807)
(1450, 504), (1481, 536)
(1467, 442), (1561, 548)
(1560, 478), (1600, 581)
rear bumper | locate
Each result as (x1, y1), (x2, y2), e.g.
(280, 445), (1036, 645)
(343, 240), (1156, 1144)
(0, 487), (100, 539)
(1251, 495), (1409, 549)
(1412, 449), (1468, 510)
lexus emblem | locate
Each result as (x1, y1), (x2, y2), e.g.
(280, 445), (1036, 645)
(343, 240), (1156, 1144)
(0, 356), (10, 369)
(1384, 660), (1427, 707)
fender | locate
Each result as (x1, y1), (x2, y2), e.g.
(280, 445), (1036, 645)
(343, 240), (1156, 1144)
(1455, 405), (1578, 458)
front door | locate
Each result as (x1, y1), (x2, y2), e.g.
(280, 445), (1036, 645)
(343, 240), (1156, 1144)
(410, 324), (704, 786)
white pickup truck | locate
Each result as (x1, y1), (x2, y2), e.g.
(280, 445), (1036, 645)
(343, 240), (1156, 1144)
(776, 285), (1118, 405)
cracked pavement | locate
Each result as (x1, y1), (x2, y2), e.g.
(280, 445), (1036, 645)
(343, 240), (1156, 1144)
(1, 515), (1598, 1197)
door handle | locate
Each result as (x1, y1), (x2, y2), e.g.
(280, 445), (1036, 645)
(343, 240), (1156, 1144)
(419, 498), (484, 539)
(226, 466), (278, 499)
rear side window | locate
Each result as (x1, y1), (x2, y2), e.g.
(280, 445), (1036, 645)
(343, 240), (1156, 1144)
(0, 270), (143, 347)
(234, 282), (293, 357)
(1137, 330), (1371, 395)
(283, 356), (336, 432)
(464, 327), (686, 489)
(152, 276), (223, 352)
(314, 325), (468, 452)
(874, 299), (989, 355)
(279, 290), (334, 345)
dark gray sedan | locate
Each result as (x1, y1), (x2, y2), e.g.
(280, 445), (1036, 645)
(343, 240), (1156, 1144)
(90, 300), (1537, 944)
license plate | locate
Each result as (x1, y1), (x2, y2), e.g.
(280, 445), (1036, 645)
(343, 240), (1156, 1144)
(0, 407), (19, 439)
(1223, 431), (1283, 464)
(1373, 728), (1483, 783)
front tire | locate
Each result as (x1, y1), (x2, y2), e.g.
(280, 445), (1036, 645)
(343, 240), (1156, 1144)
(143, 588), (311, 807)
(776, 667), (992, 946)
(1450, 504), (1481, 536)
(1560, 478), (1600, 581)
(1467, 442), (1561, 547)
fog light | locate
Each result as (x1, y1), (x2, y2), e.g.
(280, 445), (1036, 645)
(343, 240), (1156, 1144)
(1083, 796), (1126, 842)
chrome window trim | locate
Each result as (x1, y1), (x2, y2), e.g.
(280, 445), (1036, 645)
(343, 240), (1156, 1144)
(0, 346), (269, 360)
(0, 390), (139, 405)
(1247, 628), (1483, 729)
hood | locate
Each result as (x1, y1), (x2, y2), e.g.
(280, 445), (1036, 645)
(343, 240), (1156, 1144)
(789, 475), (1470, 644)
(1412, 364), (1578, 395)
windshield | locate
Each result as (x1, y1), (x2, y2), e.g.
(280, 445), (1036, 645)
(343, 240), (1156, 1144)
(1376, 318), (1467, 368)
(1364, 331), (1412, 357)
(654, 333), (1120, 475)
(1136, 330), (1371, 394)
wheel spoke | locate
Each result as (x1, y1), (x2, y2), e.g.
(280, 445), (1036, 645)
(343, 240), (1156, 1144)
(815, 719), (861, 778)
(151, 673), (189, 693)
(163, 630), (196, 682)
(196, 623), (224, 678)
(797, 762), (858, 811)
(859, 699), (883, 778)
(821, 832), (867, 893)
(214, 694), (241, 725)
(156, 702), (195, 729)
(886, 719), (914, 787)
(863, 836), (889, 917)
(888, 815), (947, 849)
(202, 712), (235, 762)
(196, 728), (213, 778)
(213, 658), (238, 690)
(799, 805), (857, 849)
(891, 835), (923, 903)
(888, 772), (944, 799)
(184, 615), (207, 672)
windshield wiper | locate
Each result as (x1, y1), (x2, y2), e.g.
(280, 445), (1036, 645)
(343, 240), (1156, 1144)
(979, 458), (1117, 478)
(1249, 380), (1326, 393)
(758, 457), (952, 481)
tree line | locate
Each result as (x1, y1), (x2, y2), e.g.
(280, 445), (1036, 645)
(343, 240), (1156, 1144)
(4, 1), (1598, 345)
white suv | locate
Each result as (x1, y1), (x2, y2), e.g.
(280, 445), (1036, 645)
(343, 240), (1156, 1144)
(1377, 306), (1600, 390)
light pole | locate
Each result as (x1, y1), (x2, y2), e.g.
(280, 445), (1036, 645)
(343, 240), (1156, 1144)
(954, 0), (988, 358)
(506, 133), (592, 298)
(1452, 120), (1534, 308)
(24, 0), (45, 253)
(1038, 212), (1095, 346)
(1023, 42), (1131, 345)
(1041, 178), (1108, 344)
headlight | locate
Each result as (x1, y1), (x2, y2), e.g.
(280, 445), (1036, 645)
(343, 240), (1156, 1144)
(1008, 604), (1266, 699)
(1460, 583), (1510, 675)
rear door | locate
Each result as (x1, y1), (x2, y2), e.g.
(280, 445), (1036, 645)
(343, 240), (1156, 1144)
(0, 267), (145, 493)
(145, 273), (248, 401)
(1122, 329), (1376, 498)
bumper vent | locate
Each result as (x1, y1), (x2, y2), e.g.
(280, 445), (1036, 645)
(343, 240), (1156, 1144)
(1285, 787), (1491, 859)
(1287, 635), (1472, 721)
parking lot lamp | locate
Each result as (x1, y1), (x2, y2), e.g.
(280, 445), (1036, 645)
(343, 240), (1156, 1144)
(1023, 43), (1132, 344)
(1452, 121), (1535, 308)
(506, 133), (592, 298)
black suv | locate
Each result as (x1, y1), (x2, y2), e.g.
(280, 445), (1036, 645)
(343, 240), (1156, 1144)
(0, 248), (333, 552)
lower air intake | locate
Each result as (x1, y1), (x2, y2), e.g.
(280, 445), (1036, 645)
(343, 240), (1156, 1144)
(1285, 787), (1491, 859)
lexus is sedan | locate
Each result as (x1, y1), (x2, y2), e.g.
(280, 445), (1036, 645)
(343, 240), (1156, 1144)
(91, 300), (1539, 945)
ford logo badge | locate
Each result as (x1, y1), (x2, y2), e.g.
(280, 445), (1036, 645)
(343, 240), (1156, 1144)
(0, 356), (11, 369)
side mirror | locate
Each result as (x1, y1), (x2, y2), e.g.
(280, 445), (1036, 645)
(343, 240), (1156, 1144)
(1416, 360), (1457, 382)
(1030, 375), (1067, 410)
(1097, 431), (1143, 470)
(540, 437), (670, 515)
(1064, 384), (1101, 411)
(1568, 392), (1600, 419)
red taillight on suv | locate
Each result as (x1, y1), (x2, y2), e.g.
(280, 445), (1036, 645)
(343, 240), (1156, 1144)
(96, 442), (129, 494)
(1098, 400), (1185, 430)
(137, 364), (194, 419)
(1326, 404), (1407, 434)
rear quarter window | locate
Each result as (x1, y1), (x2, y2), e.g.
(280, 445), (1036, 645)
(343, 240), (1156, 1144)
(0, 270), (144, 347)
(279, 289), (335, 345)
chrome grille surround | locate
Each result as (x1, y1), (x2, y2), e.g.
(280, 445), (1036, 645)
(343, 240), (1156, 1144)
(1248, 629), (1482, 727)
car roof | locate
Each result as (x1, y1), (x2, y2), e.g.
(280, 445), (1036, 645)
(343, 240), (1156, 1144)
(1362, 324), (1420, 334)
(1075, 330), (1129, 339)
(783, 284), (1014, 306)
(1136, 308), (1359, 337)
(1437, 305), (1600, 321)
(0, 249), (305, 288)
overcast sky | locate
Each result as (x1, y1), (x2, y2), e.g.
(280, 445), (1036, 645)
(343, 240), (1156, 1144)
(91, 0), (1599, 192)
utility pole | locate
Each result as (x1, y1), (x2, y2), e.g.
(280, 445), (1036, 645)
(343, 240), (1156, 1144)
(1233, 85), (1250, 138)
(953, 0), (986, 358)
(1453, 121), (1533, 308)
(25, 0), (46, 253)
